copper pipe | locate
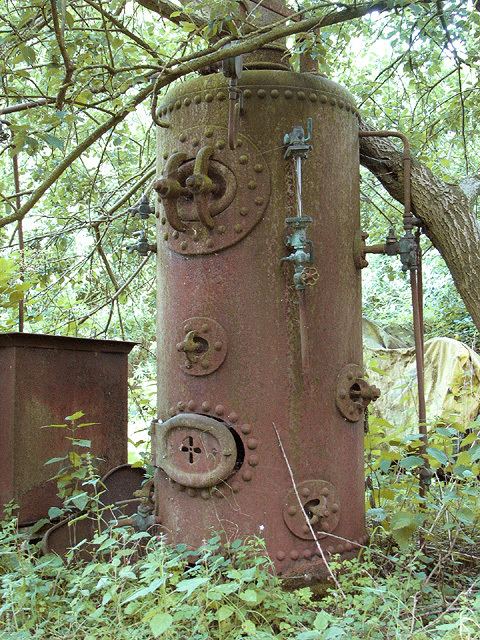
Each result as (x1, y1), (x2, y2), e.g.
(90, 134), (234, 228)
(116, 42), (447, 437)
(359, 129), (428, 500)
(416, 231), (425, 362)
(359, 130), (412, 230)
(364, 243), (387, 255)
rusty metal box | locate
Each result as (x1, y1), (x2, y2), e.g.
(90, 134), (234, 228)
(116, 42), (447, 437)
(0, 333), (136, 524)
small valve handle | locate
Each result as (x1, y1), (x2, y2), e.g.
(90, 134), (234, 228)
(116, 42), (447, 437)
(300, 266), (319, 287)
(154, 152), (188, 232)
(185, 145), (216, 229)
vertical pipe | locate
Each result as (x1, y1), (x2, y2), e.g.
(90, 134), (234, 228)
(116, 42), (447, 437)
(12, 153), (24, 332)
(359, 129), (428, 500)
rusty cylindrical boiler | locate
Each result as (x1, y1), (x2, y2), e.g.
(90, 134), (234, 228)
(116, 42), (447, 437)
(153, 58), (380, 583)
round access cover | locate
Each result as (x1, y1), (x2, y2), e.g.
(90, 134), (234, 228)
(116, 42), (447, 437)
(283, 479), (340, 540)
(155, 413), (237, 488)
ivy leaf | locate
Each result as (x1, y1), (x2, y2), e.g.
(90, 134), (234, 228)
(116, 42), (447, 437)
(48, 506), (64, 519)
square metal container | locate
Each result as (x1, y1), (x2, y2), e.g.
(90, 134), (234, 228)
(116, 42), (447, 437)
(0, 333), (136, 524)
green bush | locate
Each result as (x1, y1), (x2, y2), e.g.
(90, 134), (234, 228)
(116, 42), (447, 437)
(0, 521), (479, 639)
(1, 413), (479, 639)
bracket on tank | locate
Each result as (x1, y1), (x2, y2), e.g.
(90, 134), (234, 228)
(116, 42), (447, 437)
(222, 53), (244, 150)
(282, 118), (318, 290)
(335, 363), (380, 422)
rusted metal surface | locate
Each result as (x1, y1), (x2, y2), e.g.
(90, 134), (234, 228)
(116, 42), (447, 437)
(335, 363), (380, 423)
(0, 333), (136, 525)
(154, 68), (369, 584)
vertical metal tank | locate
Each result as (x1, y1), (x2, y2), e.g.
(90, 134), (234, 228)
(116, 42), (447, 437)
(153, 56), (379, 583)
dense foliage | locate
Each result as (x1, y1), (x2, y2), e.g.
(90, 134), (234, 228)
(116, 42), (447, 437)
(1, 414), (479, 639)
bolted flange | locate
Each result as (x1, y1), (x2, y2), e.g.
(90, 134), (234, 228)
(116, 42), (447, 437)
(176, 317), (227, 376)
(283, 479), (340, 540)
(335, 363), (380, 422)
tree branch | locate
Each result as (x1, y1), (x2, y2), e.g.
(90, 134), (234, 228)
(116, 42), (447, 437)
(359, 117), (480, 331)
(50, 0), (76, 109)
(134, 0), (207, 27)
(84, 0), (163, 60)
(0, 83), (153, 229)
(0, 0), (420, 230)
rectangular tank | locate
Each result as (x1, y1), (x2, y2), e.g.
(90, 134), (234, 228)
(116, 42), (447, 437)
(0, 333), (136, 524)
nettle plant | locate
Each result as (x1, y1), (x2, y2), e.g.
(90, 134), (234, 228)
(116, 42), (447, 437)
(43, 411), (104, 521)
(0, 408), (479, 638)
(365, 413), (480, 549)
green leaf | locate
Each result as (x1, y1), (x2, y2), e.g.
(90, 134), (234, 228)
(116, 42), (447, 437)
(48, 506), (64, 519)
(238, 588), (264, 605)
(68, 492), (89, 511)
(69, 451), (82, 467)
(71, 439), (91, 448)
(175, 576), (209, 597)
(399, 455), (424, 470)
(390, 511), (424, 549)
(122, 577), (166, 604)
(426, 447), (449, 465)
(314, 611), (333, 631)
(66, 411), (85, 421)
(44, 456), (67, 465)
(149, 613), (173, 637)
(217, 605), (234, 622)
(42, 133), (64, 150)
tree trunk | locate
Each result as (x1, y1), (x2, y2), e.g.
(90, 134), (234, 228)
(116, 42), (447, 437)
(359, 120), (480, 332)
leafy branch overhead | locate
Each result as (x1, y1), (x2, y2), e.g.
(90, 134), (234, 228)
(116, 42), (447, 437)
(0, 0), (479, 338)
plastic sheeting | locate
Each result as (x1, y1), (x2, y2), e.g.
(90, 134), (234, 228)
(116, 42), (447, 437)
(363, 319), (480, 431)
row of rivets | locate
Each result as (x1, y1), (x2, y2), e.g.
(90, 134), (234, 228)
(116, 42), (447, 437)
(276, 535), (368, 562)
(166, 402), (258, 495)
(158, 89), (357, 117)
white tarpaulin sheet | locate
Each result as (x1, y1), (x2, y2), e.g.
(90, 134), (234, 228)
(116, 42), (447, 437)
(363, 320), (480, 430)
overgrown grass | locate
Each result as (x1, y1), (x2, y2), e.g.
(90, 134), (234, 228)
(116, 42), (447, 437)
(1, 412), (479, 639)
(0, 517), (479, 639)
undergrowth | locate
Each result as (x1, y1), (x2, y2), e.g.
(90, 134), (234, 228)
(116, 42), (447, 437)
(0, 523), (478, 639)
(0, 412), (479, 639)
